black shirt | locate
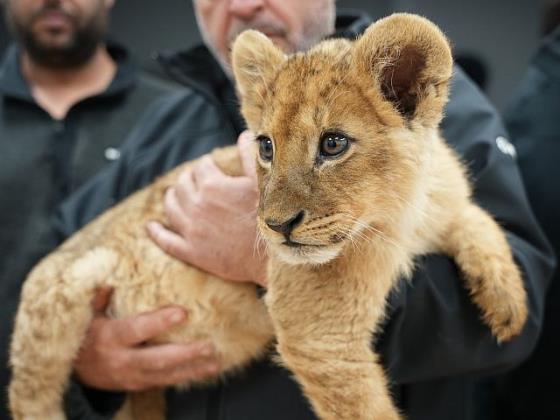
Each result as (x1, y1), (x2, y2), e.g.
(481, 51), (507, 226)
(0, 43), (182, 420)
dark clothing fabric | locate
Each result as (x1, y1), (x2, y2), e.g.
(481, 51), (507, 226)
(493, 26), (560, 420)
(0, 44), (182, 420)
(55, 12), (555, 420)
(151, 44), (246, 135)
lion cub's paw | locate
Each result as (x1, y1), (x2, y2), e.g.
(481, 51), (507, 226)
(469, 256), (528, 343)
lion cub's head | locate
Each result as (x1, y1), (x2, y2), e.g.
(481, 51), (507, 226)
(232, 14), (452, 265)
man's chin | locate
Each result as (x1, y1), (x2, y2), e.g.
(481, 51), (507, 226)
(271, 242), (343, 266)
(32, 20), (75, 43)
(23, 34), (98, 68)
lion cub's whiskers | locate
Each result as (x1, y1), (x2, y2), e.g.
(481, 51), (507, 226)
(343, 214), (405, 252)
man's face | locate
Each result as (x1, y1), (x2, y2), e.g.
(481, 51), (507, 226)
(193, 0), (336, 75)
(4, 0), (114, 67)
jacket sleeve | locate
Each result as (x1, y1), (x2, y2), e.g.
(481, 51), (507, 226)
(54, 90), (234, 239)
(377, 67), (556, 384)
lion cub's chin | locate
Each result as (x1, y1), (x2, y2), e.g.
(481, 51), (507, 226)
(271, 242), (344, 266)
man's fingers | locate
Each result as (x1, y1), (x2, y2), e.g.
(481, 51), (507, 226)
(114, 306), (187, 346)
(174, 184), (191, 213)
(91, 287), (113, 314)
(147, 221), (193, 262)
(164, 187), (191, 233)
(195, 155), (226, 182)
(238, 130), (257, 176)
(176, 168), (197, 206)
(135, 341), (216, 373)
(124, 341), (220, 389)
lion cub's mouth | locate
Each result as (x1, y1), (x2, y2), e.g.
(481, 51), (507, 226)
(268, 237), (344, 266)
(258, 213), (351, 265)
(282, 239), (324, 248)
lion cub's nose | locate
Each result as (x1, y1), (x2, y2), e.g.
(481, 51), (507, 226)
(265, 211), (305, 236)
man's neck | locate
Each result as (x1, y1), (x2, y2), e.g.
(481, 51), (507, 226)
(21, 45), (117, 120)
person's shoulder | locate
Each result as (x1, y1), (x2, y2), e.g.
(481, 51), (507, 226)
(448, 64), (493, 109)
(442, 65), (508, 151)
(135, 69), (185, 96)
(128, 46), (218, 108)
(117, 84), (232, 161)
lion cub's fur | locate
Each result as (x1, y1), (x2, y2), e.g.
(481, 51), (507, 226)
(10, 14), (527, 420)
(8, 148), (274, 420)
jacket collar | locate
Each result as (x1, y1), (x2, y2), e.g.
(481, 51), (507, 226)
(0, 42), (138, 103)
(154, 44), (228, 107)
(0, 45), (33, 102)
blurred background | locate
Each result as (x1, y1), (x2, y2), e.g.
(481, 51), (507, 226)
(0, 0), (557, 111)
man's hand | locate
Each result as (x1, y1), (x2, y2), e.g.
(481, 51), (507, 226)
(74, 288), (220, 391)
(147, 131), (267, 286)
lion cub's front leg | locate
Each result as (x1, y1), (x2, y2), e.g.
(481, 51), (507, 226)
(443, 203), (528, 342)
(266, 255), (402, 420)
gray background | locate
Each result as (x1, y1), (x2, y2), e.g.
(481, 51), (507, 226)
(0, 0), (551, 111)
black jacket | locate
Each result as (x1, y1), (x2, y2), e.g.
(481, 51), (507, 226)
(493, 25), (560, 420)
(55, 12), (555, 420)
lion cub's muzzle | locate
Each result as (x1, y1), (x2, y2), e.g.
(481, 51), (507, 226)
(259, 210), (349, 265)
(265, 210), (305, 244)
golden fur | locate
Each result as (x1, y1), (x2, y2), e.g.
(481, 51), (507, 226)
(9, 14), (527, 420)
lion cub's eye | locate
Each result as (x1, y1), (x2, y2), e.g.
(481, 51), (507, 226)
(319, 132), (349, 158)
(257, 136), (274, 162)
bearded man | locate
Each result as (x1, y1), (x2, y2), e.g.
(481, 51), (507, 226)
(0, 1), (181, 418)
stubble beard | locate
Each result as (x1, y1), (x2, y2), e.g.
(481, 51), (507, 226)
(6, 3), (108, 69)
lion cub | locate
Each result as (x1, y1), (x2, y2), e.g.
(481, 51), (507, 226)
(10, 14), (527, 420)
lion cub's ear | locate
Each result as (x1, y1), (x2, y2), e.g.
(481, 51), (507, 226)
(353, 13), (453, 128)
(232, 30), (286, 130)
